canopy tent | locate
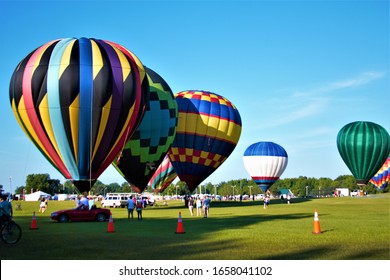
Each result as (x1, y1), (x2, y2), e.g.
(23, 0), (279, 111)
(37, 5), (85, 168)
(278, 189), (294, 199)
(24, 191), (50, 201)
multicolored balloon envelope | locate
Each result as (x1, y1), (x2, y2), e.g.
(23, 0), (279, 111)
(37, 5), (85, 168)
(336, 121), (390, 186)
(148, 155), (177, 193)
(243, 141), (288, 193)
(113, 67), (178, 193)
(369, 154), (390, 191)
(9, 38), (149, 193)
(168, 90), (242, 192)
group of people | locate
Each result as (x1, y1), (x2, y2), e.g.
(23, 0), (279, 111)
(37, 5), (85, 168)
(187, 196), (211, 218)
(127, 195), (147, 220)
(75, 193), (95, 210)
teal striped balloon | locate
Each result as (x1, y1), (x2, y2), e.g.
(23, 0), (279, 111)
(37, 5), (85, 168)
(336, 121), (390, 185)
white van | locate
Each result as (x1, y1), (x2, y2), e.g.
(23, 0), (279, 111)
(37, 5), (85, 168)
(101, 193), (134, 208)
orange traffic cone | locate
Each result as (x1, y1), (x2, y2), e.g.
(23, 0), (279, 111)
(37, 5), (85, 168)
(312, 209), (321, 234)
(175, 212), (185, 234)
(107, 213), (115, 233)
(30, 211), (38, 230)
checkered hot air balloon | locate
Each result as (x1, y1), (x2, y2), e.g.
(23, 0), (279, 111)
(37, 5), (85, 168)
(113, 67), (178, 193)
(9, 38), (149, 193)
(168, 90), (242, 192)
(369, 154), (390, 191)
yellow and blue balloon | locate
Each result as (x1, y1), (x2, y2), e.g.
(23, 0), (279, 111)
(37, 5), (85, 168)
(168, 90), (242, 192)
(9, 38), (149, 192)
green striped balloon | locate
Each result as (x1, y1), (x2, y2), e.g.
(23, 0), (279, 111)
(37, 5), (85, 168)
(336, 121), (390, 185)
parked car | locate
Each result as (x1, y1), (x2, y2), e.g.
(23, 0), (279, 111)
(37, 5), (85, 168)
(50, 207), (111, 223)
(351, 190), (365, 197)
(102, 193), (134, 208)
(351, 190), (359, 196)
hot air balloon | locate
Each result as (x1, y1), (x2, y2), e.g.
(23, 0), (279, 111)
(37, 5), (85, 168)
(369, 154), (390, 191)
(148, 155), (177, 193)
(336, 121), (390, 186)
(113, 67), (178, 193)
(168, 90), (242, 192)
(243, 141), (288, 193)
(9, 38), (149, 193)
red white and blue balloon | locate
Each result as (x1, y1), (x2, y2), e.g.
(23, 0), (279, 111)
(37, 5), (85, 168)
(243, 141), (288, 192)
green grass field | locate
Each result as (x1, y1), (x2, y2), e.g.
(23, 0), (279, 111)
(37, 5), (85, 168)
(1, 194), (389, 260)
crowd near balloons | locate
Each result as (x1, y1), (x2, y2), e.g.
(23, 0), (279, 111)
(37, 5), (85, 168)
(8, 37), (390, 195)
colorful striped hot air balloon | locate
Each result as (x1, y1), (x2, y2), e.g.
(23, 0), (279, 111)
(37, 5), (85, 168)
(148, 155), (177, 193)
(113, 67), (178, 193)
(9, 38), (149, 192)
(337, 121), (390, 186)
(243, 141), (288, 193)
(168, 90), (242, 192)
(369, 154), (390, 191)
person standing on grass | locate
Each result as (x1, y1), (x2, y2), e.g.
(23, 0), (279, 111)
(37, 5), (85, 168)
(263, 196), (269, 209)
(136, 199), (143, 220)
(39, 197), (47, 213)
(203, 195), (211, 218)
(188, 197), (194, 216)
(127, 195), (135, 220)
(196, 197), (202, 216)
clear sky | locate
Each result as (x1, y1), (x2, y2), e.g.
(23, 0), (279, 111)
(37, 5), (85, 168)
(0, 0), (389, 193)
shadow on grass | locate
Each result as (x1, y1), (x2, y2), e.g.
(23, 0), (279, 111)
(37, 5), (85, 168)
(343, 248), (390, 260)
(265, 246), (390, 260)
(150, 198), (312, 211)
(264, 246), (332, 260)
(2, 200), (387, 260)
(1, 212), (315, 260)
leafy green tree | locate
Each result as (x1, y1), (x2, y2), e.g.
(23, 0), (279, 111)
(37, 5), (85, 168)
(47, 179), (62, 194)
(25, 174), (51, 194)
(90, 180), (107, 195)
(216, 184), (231, 196)
(121, 182), (133, 193)
(333, 175), (357, 190)
(63, 180), (78, 194)
(107, 182), (121, 193)
(161, 181), (188, 196)
(14, 186), (24, 195)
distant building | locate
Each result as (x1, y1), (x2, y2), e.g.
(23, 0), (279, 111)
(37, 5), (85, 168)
(278, 189), (294, 199)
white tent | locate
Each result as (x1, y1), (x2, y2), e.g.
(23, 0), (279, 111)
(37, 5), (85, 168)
(24, 191), (50, 201)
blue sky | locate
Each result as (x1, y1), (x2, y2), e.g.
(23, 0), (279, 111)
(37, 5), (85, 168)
(0, 0), (389, 193)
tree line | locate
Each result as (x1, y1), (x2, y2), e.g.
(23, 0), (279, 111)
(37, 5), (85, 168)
(1, 173), (386, 198)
